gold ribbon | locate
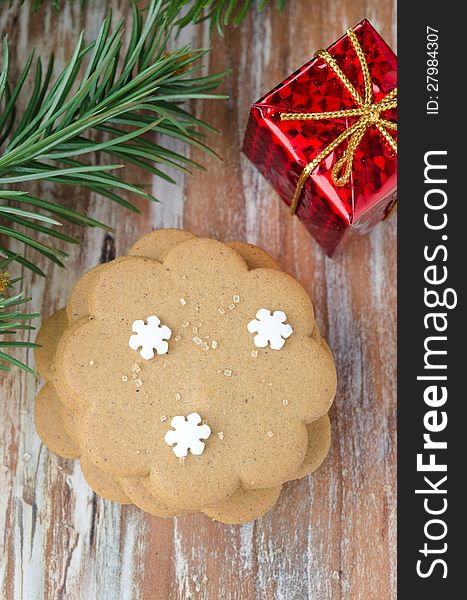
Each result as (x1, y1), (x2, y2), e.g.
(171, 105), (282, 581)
(280, 28), (397, 215)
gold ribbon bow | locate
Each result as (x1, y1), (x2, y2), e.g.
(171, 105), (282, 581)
(280, 27), (397, 215)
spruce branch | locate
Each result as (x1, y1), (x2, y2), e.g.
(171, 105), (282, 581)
(0, 0), (288, 373)
(0, 0), (226, 372)
(0, 255), (39, 374)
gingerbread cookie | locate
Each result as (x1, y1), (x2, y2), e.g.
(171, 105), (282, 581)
(34, 229), (336, 523)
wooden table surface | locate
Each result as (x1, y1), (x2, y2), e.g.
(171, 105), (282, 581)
(0, 1), (396, 598)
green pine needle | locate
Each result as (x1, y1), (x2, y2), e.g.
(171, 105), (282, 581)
(0, 255), (38, 374)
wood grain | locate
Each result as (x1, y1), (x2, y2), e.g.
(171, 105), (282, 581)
(0, 1), (397, 598)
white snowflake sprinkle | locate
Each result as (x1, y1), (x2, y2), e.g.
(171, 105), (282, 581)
(129, 316), (172, 360)
(182, 320), (190, 328)
(131, 363), (141, 373)
(217, 432), (224, 440)
(89, 360), (94, 366)
(251, 350), (258, 358)
(175, 335), (181, 342)
(228, 304), (235, 310)
(122, 375), (128, 382)
(211, 340), (218, 349)
(179, 298), (187, 306)
(134, 378), (142, 388)
(233, 295), (240, 303)
(192, 326), (198, 333)
(223, 369), (232, 377)
(192, 336), (202, 345)
(160, 415), (167, 422)
(267, 431), (274, 438)
(217, 308), (225, 315)
(247, 308), (293, 350)
(164, 413), (211, 458)
(282, 399), (288, 406)
(175, 392), (181, 401)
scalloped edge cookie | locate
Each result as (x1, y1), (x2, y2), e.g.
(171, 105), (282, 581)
(34, 229), (336, 523)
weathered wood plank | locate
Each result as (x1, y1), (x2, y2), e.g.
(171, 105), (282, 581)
(0, 1), (396, 598)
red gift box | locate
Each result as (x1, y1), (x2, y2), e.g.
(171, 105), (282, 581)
(242, 19), (397, 256)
